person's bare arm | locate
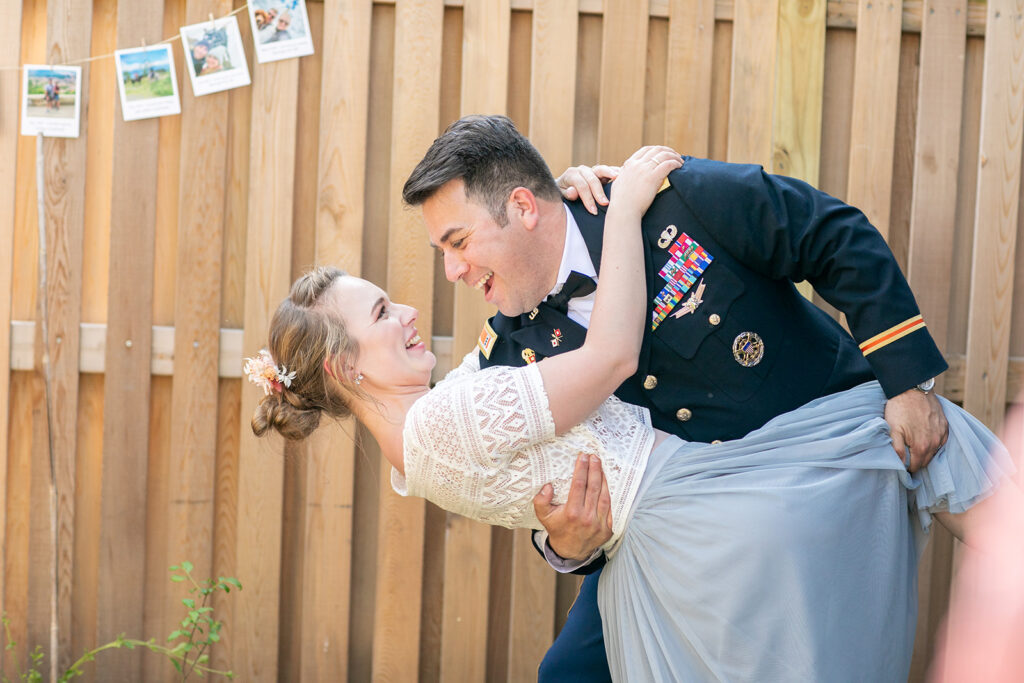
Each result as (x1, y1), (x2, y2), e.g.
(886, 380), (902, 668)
(537, 146), (681, 434)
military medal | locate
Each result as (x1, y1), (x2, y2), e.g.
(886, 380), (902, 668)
(550, 328), (563, 347)
(672, 279), (706, 318)
(521, 348), (536, 364)
(657, 224), (678, 249)
(651, 233), (714, 331)
(732, 331), (764, 367)
(477, 320), (498, 359)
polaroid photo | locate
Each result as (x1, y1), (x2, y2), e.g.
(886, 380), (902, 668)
(180, 15), (251, 96)
(114, 45), (181, 121)
(21, 65), (82, 138)
(248, 0), (315, 64)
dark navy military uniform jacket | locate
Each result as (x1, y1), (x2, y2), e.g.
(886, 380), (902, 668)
(476, 157), (948, 570)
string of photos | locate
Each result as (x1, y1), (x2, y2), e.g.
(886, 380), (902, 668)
(18, 0), (314, 137)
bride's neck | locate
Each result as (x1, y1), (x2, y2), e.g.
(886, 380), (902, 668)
(352, 385), (429, 475)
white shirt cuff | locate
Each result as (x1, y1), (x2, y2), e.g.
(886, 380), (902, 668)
(538, 532), (604, 573)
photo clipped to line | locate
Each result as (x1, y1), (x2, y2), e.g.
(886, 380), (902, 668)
(247, 0), (315, 64)
(114, 44), (182, 121)
(180, 15), (251, 97)
(21, 65), (82, 138)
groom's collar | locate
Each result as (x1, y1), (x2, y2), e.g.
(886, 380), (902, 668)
(549, 204), (598, 298)
(564, 199), (606, 276)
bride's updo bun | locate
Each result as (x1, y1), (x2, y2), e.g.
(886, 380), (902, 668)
(249, 266), (362, 440)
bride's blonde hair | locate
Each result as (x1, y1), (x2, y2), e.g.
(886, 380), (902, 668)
(251, 266), (365, 440)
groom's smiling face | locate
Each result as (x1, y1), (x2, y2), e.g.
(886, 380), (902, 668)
(423, 178), (550, 317)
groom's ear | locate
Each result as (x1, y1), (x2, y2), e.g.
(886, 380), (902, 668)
(507, 187), (540, 230)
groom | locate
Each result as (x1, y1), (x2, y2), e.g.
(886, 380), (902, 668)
(403, 115), (949, 681)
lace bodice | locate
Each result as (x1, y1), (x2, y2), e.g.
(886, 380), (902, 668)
(392, 353), (655, 548)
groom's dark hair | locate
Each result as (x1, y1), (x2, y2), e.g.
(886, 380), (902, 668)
(402, 115), (562, 227)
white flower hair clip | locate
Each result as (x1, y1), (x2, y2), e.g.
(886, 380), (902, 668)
(243, 349), (297, 396)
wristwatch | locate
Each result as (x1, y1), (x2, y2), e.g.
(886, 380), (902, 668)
(914, 377), (935, 394)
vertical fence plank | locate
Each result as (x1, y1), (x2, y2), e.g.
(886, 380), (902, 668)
(903, 8), (967, 675)
(142, 2), (184, 679)
(707, 20), (732, 163)
(297, 0), (374, 679)
(5, 374), (37, 670)
(517, 0), (580, 673)
(233, 55), (301, 683)
(728, 0), (778, 165)
(773, 0), (826, 300)
(162, 2), (230, 680)
(372, 1), (443, 680)
(598, 0), (648, 163)
(71, 3), (114, 673)
(43, 0), (93, 671)
(93, 1), (163, 679)
(665, 0), (714, 156)
(0, 0), (24, 618)
(774, 0), (825, 183)
(530, 0), (578, 168)
(964, 0), (1024, 430)
(443, 1), (511, 680)
(845, 0), (903, 241)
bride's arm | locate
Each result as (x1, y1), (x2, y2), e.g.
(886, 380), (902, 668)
(538, 146), (681, 434)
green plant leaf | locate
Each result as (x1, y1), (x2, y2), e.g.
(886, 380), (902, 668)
(182, 561), (194, 573)
(170, 575), (185, 582)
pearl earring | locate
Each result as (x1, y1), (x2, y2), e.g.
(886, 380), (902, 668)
(355, 373), (364, 385)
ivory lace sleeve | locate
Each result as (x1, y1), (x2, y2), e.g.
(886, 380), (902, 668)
(392, 363), (558, 526)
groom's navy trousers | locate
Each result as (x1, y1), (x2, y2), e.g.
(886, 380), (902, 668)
(477, 158), (948, 680)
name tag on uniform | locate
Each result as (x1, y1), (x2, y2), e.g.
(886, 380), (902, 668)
(652, 233), (713, 331)
(477, 320), (498, 359)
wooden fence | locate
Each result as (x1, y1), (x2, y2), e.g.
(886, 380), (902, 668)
(2, 0), (1022, 681)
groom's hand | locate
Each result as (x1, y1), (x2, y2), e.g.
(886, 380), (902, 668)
(533, 453), (613, 561)
(885, 388), (948, 472)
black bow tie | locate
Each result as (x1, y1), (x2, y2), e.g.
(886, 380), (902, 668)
(544, 271), (597, 314)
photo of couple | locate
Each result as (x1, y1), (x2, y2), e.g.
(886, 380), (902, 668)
(20, 65), (81, 137)
(246, 115), (1020, 682)
(247, 0), (314, 63)
(180, 16), (250, 96)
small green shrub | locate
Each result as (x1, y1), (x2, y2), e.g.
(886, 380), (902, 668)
(2, 563), (241, 682)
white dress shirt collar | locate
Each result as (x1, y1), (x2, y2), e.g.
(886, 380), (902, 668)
(550, 203), (597, 297)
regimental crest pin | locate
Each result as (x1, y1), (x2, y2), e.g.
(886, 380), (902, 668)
(477, 320), (498, 359)
(522, 348), (537, 364)
(550, 328), (563, 347)
(732, 331), (764, 367)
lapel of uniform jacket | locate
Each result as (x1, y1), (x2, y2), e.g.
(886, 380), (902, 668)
(566, 195), (656, 374)
(506, 305), (586, 359)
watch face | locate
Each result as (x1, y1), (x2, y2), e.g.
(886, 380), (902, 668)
(918, 378), (935, 392)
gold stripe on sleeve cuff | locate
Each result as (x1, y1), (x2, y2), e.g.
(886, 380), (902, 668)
(859, 315), (926, 356)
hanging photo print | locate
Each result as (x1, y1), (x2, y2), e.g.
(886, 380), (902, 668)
(247, 0), (315, 63)
(21, 65), (82, 138)
(180, 15), (251, 96)
(114, 44), (181, 121)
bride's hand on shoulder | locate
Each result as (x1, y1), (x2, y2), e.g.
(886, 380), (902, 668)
(556, 163), (621, 215)
(608, 145), (682, 219)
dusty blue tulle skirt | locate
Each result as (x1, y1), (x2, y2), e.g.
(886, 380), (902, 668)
(598, 382), (1013, 682)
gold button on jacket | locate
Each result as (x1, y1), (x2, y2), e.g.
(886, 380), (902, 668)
(709, 313), (721, 326)
(676, 408), (693, 422)
(643, 375), (658, 390)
